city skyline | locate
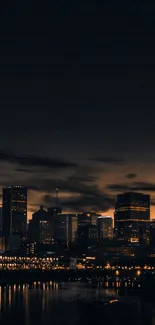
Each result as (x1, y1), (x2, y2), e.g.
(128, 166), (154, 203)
(1, 180), (155, 220)
(1, 2), (155, 324)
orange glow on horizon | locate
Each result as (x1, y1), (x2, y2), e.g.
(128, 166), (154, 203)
(27, 205), (155, 221)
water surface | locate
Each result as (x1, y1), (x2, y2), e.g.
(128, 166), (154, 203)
(0, 282), (154, 325)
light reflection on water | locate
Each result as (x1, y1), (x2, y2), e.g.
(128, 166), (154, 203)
(0, 282), (153, 325)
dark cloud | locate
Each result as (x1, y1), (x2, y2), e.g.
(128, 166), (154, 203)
(0, 150), (77, 169)
(107, 182), (155, 193)
(62, 195), (115, 213)
(90, 157), (125, 165)
(28, 177), (100, 196)
(134, 182), (155, 192)
(43, 192), (115, 213)
(107, 184), (129, 192)
(25, 174), (114, 213)
(68, 175), (97, 183)
(125, 173), (137, 179)
(16, 168), (38, 173)
(15, 168), (51, 174)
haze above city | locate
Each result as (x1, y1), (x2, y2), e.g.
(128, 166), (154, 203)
(1, 2), (155, 219)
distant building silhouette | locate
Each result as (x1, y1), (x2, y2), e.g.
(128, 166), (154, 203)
(150, 219), (155, 247)
(0, 207), (2, 236)
(28, 206), (54, 244)
(48, 207), (62, 216)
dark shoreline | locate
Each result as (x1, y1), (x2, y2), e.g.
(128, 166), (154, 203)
(0, 269), (154, 293)
(0, 268), (143, 286)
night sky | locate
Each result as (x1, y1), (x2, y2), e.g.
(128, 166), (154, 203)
(1, 1), (155, 219)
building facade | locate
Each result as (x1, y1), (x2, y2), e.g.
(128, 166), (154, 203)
(150, 219), (155, 247)
(114, 192), (150, 243)
(28, 206), (54, 244)
(67, 214), (78, 243)
(97, 216), (113, 240)
(54, 214), (78, 244)
(78, 224), (98, 247)
(2, 186), (27, 249)
(78, 212), (101, 228)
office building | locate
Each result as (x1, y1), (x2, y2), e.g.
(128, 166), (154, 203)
(20, 241), (37, 256)
(78, 212), (100, 236)
(54, 214), (78, 244)
(78, 212), (91, 228)
(0, 207), (2, 236)
(28, 206), (53, 244)
(150, 219), (155, 246)
(78, 224), (98, 247)
(114, 192), (150, 243)
(97, 216), (113, 240)
(2, 186), (27, 249)
(54, 214), (67, 244)
(67, 214), (78, 243)
(78, 212), (101, 240)
(78, 212), (100, 227)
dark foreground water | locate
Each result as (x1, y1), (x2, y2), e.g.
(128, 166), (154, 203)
(0, 282), (154, 325)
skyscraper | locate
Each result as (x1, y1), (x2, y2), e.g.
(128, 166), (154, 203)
(150, 219), (155, 247)
(97, 216), (113, 240)
(78, 212), (101, 228)
(114, 192), (150, 243)
(28, 206), (54, 244)
(77, 224), (98, 247)
(54, 214), (78, 245)
(2, 186), (27, 249)
(78, 212), (101, 241)
(67, 214), (78, 243)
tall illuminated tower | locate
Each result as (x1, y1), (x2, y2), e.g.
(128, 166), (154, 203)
(114, 192), (150, 243)
(2, 186), (27, 247)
